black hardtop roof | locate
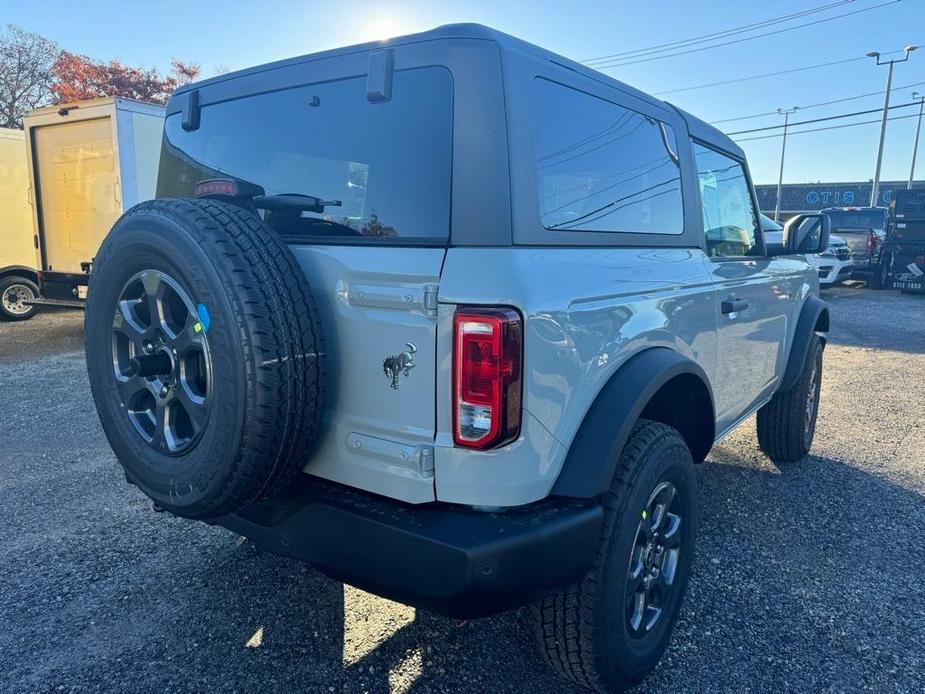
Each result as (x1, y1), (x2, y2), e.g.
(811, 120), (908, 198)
(173, 23), (742, 157)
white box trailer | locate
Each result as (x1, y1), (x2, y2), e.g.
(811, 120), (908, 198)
(0, 127), (39, 320)
(23, 97), (164, 308)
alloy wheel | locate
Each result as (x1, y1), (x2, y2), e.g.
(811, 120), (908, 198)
(625, 481), (683, 636)
(111, 270), (212, 455)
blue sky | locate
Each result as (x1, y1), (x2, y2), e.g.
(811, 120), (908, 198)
(6, 0), (924, 184)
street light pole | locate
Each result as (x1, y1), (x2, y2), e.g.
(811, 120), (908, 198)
(867, 46), (918, 207)
(774, 107), (798, 222)
(908, 91), (925, 189)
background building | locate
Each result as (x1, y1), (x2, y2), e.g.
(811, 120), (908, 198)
(755, 181), (925, 219)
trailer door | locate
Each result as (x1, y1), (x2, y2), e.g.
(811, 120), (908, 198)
(33, 118), (120, 273)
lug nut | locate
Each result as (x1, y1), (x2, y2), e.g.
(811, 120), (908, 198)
(160, 386), (169, 397)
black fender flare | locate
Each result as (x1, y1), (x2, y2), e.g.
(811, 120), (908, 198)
(779, 296), (829, 392)
(551, 347), (714, 499)
(0, 265), (39, 283)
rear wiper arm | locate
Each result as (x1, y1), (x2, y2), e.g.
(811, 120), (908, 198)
(253, 194), (342, 214)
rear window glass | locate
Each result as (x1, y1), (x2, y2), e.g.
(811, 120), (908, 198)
(824, 210), (887, 230)
(533, 78), (684, 235)
(158, 67), (453, 241)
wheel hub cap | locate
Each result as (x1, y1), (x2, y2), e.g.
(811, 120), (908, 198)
(2, 284), (33, 315)
(111, 270), (212, 456)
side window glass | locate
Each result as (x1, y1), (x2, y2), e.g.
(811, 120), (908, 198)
(693, 143), (760, 257)
(534, 78), (684, 235)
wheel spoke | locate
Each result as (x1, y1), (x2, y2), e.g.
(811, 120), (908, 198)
(173, 312), (206, 355)
(141, 270), (167, 332)
(643, 605), (662, 632)
(150, 400), (170, 452)
(660, 548), (680, 586)
(627, 546), (645, 583)
(113, 300), (148, 345)
(176, 383), (209, 435)
(628, 591), (646, 632)
(115, 373), (151, 402)
(650, 502), (668, 534)
(661, 512), (682, 550)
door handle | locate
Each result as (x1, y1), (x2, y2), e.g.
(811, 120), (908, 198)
(721, 297), (748, 314)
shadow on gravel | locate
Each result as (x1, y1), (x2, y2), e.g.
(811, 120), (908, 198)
(3, 446), (924, 692)
(62, 451), (919, 693)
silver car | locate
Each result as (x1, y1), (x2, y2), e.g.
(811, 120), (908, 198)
(84, 24), (831, 693)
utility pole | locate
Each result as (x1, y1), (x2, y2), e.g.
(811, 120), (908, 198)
(774, 107), (798, 222)
(908, 91), (925, 189)
(867, 46), (918, 207)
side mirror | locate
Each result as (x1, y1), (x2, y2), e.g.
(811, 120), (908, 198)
(782, 213), (831, 255)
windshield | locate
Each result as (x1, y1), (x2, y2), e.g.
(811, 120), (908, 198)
(158, 67), (453, 242)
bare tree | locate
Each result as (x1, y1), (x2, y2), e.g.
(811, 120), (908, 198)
(0, 25), (59, 128)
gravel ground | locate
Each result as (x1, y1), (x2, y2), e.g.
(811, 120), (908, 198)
(1, 285), (923, 694)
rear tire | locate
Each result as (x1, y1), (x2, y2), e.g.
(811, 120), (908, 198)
(534, 420), (696, 693)
(85, 198), (325, 519)
(756, 334), (823, 464)
(0, 276), (38, 321)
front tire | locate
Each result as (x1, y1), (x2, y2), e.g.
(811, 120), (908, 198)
(0, 276), (38, 321)
(756, 333), (823, 464)
(534, 420), (697, 692)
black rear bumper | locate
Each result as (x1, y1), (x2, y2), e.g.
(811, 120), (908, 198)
(211, 478), (603, 619)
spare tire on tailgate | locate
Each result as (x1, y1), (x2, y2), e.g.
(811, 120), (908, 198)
(85, 198), (325, 519)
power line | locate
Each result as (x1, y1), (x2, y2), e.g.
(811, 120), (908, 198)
(710, 80), (925, 124)
(733, 110), (922, 142)
(654, 48), (909, 95)
(589, 0), (901, 70)
(582, 0), (853, 65)
(726, 100), (919, 135)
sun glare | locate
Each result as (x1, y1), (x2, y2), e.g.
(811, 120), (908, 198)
(352, 9), (420, 43)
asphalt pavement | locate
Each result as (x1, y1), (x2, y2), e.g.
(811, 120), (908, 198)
(0, 284), (923, 693)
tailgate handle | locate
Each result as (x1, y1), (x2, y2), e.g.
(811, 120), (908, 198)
(721, 297), (748, 314)
(347, 283), (438, 318)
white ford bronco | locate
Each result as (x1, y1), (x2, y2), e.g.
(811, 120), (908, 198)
(85, 25), (831, 692)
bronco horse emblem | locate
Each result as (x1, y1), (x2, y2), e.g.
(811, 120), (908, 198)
(383, 342), (417, 389)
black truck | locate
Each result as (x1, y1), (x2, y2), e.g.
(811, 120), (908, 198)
(884, 191), (925, 293)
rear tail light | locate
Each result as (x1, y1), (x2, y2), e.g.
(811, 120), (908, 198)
(194, 178), (239, 198)
(866, 230), (877, 254)
(453, 307), (522, 449)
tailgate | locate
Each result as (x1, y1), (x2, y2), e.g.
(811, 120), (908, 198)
(836, 228), (872, 262)
(289, 245), (445, 503)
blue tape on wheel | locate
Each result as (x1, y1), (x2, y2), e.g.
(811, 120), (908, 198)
(196, 303), (211, 333)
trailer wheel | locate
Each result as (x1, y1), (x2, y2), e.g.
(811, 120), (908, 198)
(0, 276), (38, 321)
(85, 198), (325, 519)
